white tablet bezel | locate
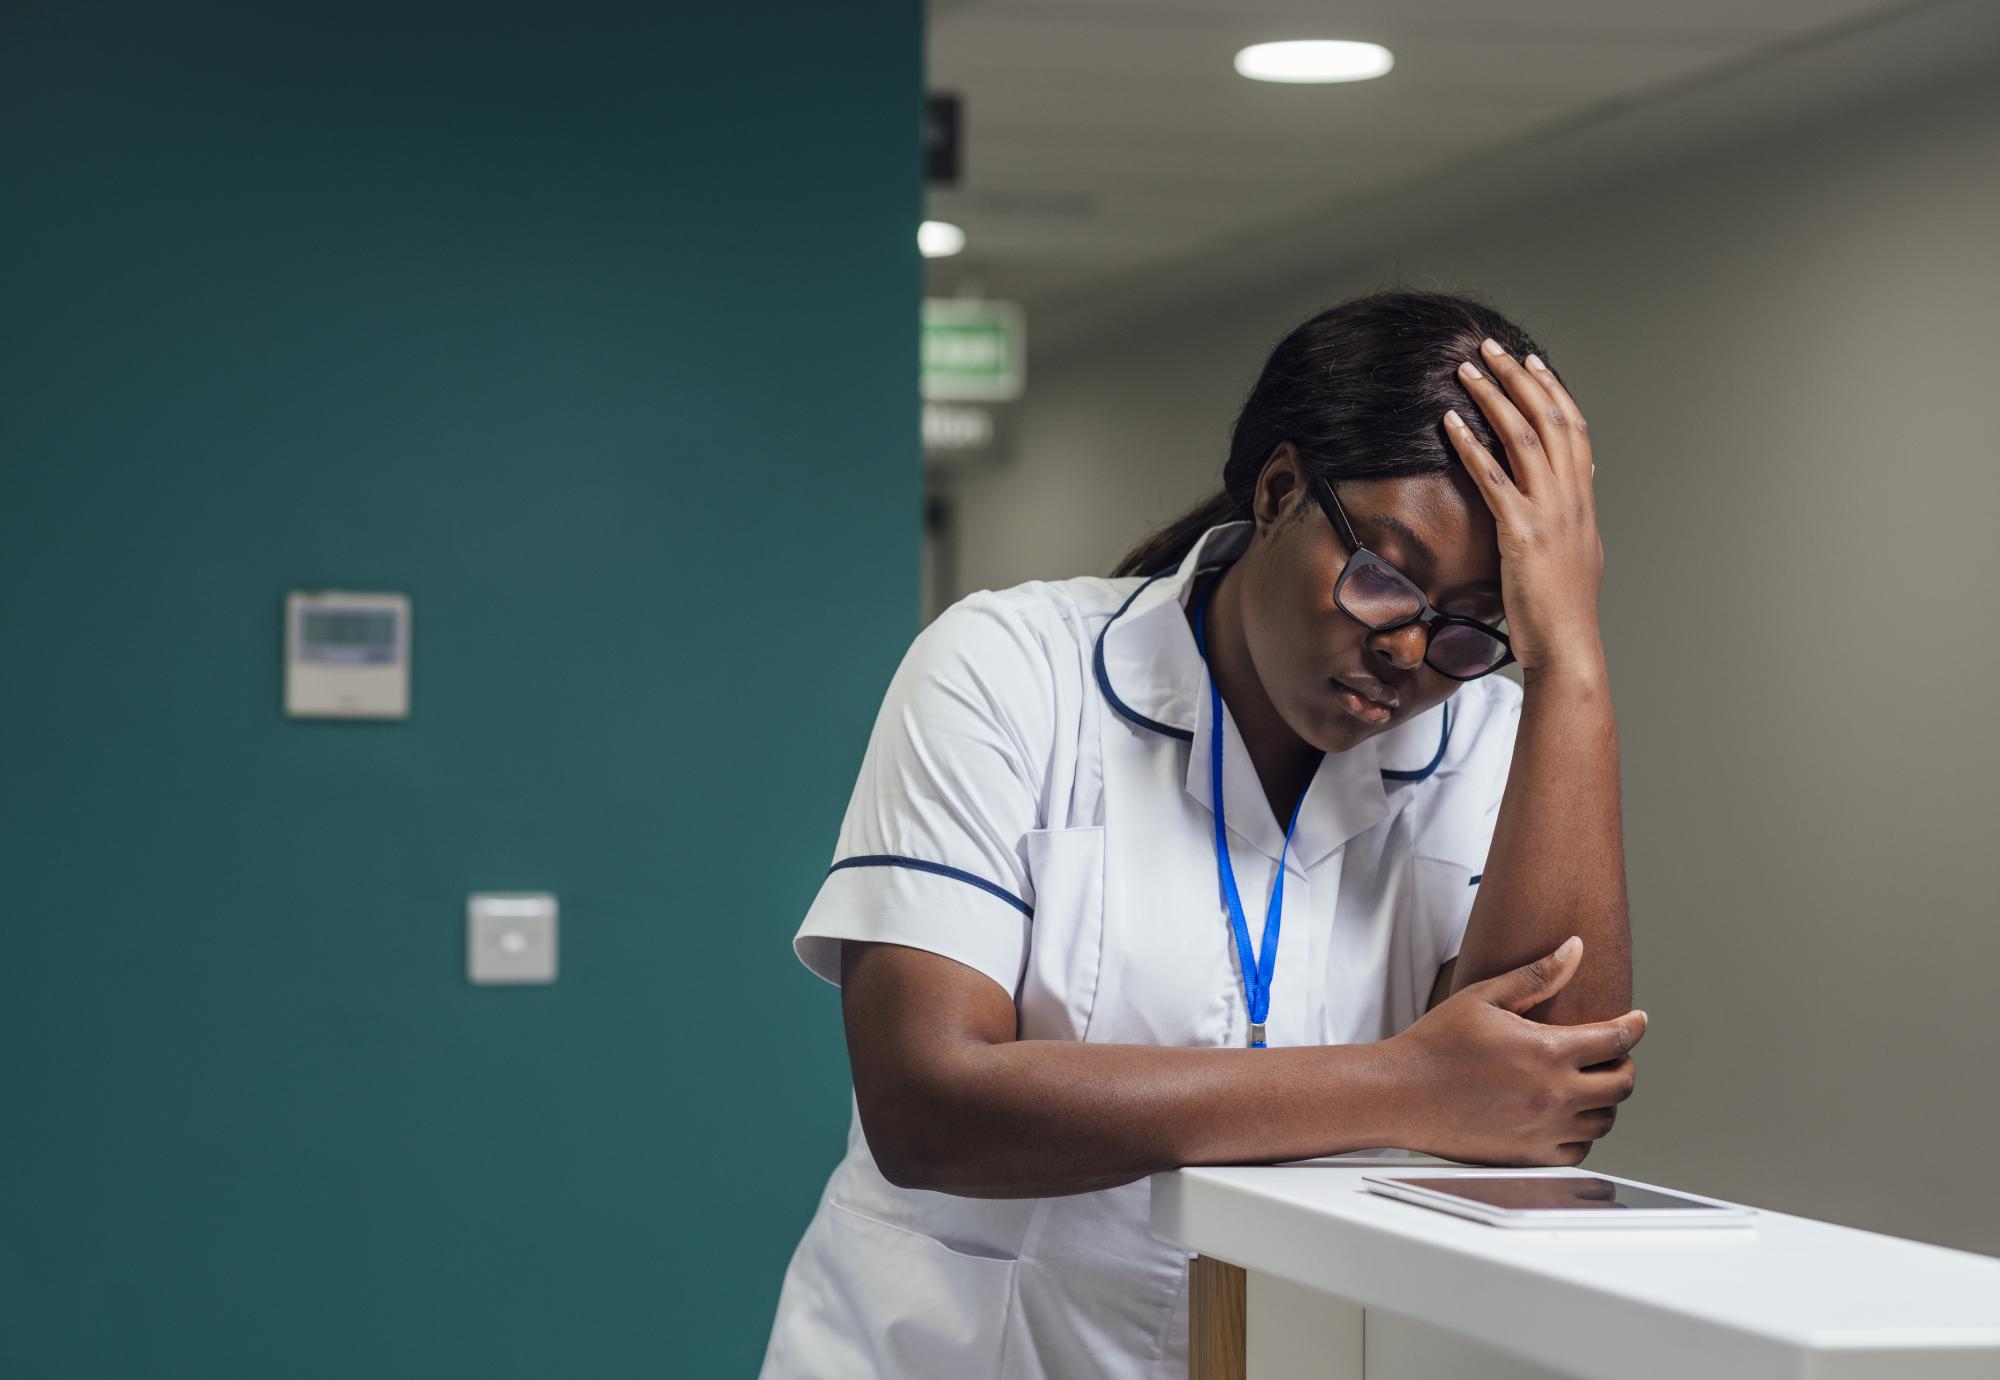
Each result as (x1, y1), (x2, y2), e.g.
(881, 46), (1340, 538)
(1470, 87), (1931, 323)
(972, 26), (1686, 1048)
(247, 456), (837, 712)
(1360, 1169), (1759, 1229)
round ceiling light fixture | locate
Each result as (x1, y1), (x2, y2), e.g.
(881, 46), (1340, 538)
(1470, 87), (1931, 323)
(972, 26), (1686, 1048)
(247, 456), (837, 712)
(919, 220), (966, 258)
(1233, 40), (1394, 84)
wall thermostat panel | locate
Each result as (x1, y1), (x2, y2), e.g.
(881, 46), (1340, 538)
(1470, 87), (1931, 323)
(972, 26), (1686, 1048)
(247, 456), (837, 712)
(285, 590), (410, 719)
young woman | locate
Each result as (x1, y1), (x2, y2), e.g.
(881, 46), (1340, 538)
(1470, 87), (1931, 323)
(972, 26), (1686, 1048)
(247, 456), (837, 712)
(759, 289), (1643, 1380)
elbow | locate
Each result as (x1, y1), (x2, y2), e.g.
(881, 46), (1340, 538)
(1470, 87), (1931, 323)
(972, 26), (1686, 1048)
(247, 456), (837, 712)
(854, 1092), (925, 1189)
(872, 1140), (946, 1192)
(860, 1097), (957, 1192)
(854, 1060), (985, 1194)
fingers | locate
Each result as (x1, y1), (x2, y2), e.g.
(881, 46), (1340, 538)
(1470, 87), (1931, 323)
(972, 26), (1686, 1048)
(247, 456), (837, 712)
(1523, 353), (1594, 484)
(1553, 1142), (1592, 1167)
(1567, 1056), (1638, 1110)
(1479, 339), (1576, 484)
(1568, 1105), (1618, 1141)
(1476, 935), (1582, 1015)
(1553, 1009), (1649, 1068)
(1443, 408), (1520, 519)
(1457, 340), (1565, 491)
(1558, 1058), (1638, 1154)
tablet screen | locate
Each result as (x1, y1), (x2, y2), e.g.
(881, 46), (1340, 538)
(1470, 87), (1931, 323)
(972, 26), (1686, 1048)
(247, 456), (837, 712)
(1392, 1175), (1721, 1212)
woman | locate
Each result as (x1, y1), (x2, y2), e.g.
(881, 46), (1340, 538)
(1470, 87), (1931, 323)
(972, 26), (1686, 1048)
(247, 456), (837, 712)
(759, 289), (1644, 1380)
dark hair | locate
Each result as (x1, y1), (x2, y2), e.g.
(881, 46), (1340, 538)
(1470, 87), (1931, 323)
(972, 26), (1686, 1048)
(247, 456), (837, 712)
(1111, 287), (1552, 578)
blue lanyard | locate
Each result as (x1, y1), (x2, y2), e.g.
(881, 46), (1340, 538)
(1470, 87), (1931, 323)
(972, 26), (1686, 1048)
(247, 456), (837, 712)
(1191, 574), (1317, 1048)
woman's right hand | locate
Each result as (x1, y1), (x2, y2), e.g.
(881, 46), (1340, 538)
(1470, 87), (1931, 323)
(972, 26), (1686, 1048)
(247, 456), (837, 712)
(1385, 937), (1645, 1166)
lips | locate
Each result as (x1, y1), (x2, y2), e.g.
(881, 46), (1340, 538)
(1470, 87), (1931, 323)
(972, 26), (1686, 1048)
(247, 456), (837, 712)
(1333, 676), (1398, 711)
(1331, 677), (1397, 726)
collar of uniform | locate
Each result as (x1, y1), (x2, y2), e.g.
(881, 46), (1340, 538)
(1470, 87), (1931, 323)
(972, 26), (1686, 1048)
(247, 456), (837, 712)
(1094, 520), (1251, 741)
(1186, 679), (1389, 872)
(1095, 518), (1451, 870)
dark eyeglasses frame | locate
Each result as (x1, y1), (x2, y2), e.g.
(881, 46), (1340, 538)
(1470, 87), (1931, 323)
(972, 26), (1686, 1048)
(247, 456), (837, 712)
(1309, 474), (1515, 682)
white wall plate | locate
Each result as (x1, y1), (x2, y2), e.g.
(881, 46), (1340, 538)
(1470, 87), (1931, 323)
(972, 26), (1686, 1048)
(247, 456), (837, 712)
(467, 892), (558, 985)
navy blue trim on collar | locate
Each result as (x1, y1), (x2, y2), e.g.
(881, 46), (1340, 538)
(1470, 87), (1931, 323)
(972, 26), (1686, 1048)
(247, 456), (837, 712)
(1468, 872), (1483, 886)
(1380, 700), (1451, 784)
(1092, 570), (1194, 743)
(826, 854), (1033, 916)
(1093, 565), (1458, 785)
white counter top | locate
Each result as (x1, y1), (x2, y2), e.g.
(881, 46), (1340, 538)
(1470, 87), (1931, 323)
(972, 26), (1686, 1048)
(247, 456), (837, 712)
(1152, 1155), (2000, 1380)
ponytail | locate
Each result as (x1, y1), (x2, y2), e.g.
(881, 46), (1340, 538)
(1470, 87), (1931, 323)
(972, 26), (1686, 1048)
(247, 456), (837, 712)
(1110, 489), (1247, 578)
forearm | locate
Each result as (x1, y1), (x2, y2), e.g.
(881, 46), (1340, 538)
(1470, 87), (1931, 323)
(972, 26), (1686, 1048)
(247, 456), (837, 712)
(876, 1037), (1408, 1199)
(1453, 654), (1632, 1025)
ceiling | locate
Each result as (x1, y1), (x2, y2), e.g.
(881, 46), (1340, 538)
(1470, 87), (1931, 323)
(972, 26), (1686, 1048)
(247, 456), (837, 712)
(924, 0), (1935, 339)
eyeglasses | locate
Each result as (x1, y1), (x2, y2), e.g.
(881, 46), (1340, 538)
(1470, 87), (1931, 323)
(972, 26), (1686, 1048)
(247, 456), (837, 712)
(1310, 474), (1515, 682)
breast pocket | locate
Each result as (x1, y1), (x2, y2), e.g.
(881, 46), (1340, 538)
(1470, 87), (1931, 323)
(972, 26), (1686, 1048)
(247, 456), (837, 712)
(1017, 826), (1105, 1042)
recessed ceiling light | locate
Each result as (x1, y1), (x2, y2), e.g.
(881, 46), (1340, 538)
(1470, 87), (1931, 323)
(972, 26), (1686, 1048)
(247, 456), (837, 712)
(1233, 40), (1394, 84)
(919, 220), (966, 258)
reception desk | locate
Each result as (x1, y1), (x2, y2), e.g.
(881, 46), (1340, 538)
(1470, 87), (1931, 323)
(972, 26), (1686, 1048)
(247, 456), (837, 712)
(1151, 1156), (2000, 1380)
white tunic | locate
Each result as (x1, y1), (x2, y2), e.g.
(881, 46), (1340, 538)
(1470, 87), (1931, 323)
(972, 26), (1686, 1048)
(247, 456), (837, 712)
(759, 520), (1521, 1380)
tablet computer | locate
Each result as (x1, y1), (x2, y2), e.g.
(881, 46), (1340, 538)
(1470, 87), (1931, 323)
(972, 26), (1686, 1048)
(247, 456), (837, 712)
(1361, 1170), (1757, 1229)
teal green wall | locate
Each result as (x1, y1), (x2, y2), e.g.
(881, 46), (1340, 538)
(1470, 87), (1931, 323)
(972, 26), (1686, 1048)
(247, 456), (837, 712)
(0, 3), (919, 1374)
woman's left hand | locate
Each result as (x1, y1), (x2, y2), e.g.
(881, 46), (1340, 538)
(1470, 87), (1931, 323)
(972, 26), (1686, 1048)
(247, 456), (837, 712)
(1444, 338), (1605, 680)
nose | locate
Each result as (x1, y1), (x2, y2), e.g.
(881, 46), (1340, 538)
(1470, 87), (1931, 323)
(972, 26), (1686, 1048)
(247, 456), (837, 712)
(1368, 622), (1427, 673)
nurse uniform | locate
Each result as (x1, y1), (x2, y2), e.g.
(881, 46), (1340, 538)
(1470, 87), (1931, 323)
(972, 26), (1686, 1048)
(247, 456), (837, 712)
(758, 520), (1521, 1380)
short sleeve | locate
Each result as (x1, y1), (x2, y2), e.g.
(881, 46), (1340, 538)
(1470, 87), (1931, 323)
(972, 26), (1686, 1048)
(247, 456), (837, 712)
(792, 594), (1058, 997)
(1409, 676), (1523, 968)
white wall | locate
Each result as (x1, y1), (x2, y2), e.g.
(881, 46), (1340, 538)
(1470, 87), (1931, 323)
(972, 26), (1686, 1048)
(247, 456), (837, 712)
(939, 49), (2000, 1255)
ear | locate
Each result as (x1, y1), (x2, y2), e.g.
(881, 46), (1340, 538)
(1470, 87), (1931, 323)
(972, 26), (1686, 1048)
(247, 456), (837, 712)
(1252, 442), (1307, 532)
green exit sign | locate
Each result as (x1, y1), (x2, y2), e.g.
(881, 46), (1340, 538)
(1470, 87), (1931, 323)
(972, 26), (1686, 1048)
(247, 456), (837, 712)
(923, 299), (1025, 401)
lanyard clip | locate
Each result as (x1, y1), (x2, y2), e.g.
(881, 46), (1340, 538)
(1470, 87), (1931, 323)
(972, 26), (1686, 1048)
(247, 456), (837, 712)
(1248, 1022), (1267, 1047)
